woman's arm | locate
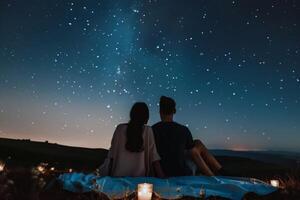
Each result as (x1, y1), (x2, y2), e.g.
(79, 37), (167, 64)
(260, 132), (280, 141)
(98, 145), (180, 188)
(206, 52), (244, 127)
(107, 124), (121, 176)
(152, 160), (165, 178)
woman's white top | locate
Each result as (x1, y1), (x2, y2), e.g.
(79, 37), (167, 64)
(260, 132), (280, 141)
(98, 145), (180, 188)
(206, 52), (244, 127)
(108, 124), (160, 177)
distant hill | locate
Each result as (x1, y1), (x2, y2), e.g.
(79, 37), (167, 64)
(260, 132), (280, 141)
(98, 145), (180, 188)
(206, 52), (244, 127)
(0, 137), (297, 178)
(211, 149), (300, 168)
(0, 137), (108, 170)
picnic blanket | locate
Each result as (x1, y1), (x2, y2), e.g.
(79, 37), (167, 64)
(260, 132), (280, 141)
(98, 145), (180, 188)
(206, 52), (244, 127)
(58, 173), (277, 200)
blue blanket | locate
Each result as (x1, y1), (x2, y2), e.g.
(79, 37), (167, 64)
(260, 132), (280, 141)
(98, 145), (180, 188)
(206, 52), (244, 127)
(58, 173), (277, 200)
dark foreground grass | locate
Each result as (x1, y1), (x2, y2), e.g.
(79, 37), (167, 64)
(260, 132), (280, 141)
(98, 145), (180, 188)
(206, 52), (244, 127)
(1, 167), (299, 200)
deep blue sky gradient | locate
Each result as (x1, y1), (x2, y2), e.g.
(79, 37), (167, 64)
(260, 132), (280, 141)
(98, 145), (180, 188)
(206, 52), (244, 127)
(0, 0), (299, 151)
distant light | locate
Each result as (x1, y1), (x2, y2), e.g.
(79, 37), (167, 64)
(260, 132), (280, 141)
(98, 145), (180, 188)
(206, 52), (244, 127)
(69, 168), (73, 173)
(50, 167), (55, 171)
(270, 180), (279, 188)
(37, 165), (45, 173)
(36, 162), (48, 173)
(0, 161), (5, 172)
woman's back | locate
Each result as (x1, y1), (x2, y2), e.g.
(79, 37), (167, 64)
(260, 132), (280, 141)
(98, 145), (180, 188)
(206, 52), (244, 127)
(108, 124), (160, 177)
(112, 124), (146, 177)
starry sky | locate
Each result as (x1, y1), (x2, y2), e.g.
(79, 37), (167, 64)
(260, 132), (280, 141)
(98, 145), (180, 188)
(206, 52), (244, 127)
(0, 0), (300, 151)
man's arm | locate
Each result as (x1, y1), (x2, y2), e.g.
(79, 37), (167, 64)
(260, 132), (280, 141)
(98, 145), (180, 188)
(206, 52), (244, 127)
(185, 127), (195, 150)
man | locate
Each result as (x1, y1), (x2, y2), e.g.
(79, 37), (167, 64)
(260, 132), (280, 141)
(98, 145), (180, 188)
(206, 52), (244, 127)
(152, 96), (222, 177)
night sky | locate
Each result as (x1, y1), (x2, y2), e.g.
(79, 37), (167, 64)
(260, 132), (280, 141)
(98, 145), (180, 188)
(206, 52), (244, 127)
(0, 0), (299, 151)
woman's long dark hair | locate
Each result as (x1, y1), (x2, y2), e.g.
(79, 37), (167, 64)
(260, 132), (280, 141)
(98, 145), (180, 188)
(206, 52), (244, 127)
(126, 102), (149, 152)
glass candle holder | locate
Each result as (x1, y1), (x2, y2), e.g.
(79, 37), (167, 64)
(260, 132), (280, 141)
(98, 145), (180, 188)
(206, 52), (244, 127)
(137, 183), (153, 200)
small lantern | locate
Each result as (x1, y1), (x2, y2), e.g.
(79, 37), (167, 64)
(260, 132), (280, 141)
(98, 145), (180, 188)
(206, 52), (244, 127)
(137, 183), (153, 200)
(270, 180), (279, 188)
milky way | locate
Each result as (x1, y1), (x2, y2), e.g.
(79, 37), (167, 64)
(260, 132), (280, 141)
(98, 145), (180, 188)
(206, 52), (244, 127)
(0, 0), (299, 151)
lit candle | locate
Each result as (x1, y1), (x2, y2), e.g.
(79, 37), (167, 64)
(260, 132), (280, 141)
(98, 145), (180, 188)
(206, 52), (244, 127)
(137, 183), (153, 200)
(0, 161), (5, 172)
(270, 180), (279, 188)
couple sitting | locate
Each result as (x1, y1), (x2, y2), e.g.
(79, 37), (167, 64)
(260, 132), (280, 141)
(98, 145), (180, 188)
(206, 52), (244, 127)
(102, 96), (223, 178)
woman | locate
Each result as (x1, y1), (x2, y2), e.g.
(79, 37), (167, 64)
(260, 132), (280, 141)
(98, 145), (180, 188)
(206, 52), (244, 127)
(103, 102), (164, 177)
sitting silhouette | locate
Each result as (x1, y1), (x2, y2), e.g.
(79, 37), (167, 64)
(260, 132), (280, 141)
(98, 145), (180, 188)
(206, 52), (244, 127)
(103, 102), (164, 177)
(152, 96), (222, 176)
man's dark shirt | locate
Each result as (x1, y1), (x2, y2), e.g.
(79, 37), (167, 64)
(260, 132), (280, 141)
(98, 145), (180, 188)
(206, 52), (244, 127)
(152, 121), (194, 177)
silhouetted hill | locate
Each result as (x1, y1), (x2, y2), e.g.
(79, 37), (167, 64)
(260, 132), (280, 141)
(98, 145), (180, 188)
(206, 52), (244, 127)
(211, 149), (300, 168)
(0, 137), (108, 170)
